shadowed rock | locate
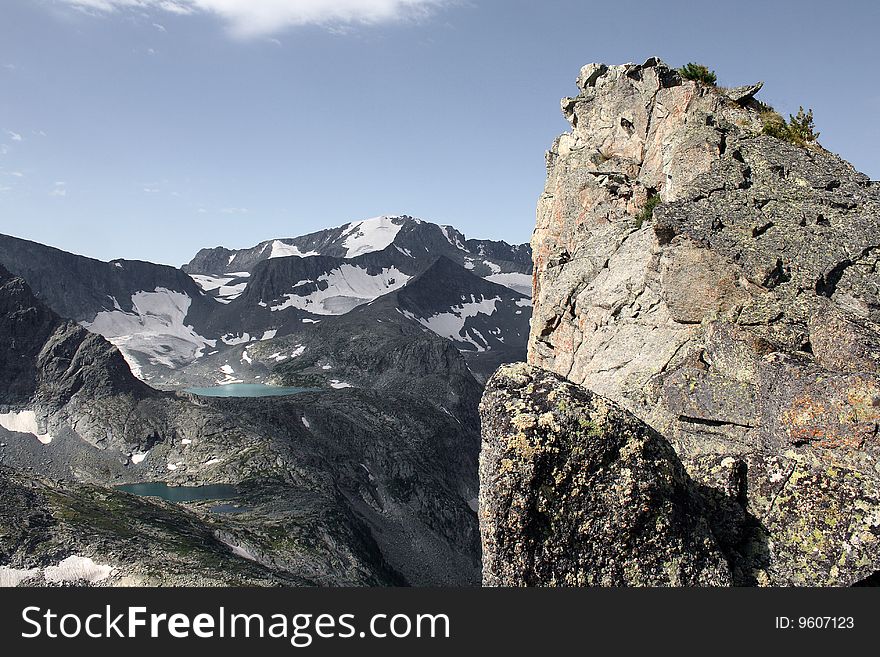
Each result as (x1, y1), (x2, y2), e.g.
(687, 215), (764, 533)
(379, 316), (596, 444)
(480, 363), (732, 586)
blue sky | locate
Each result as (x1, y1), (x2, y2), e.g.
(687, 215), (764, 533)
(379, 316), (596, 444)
(1, 0), (878, 266)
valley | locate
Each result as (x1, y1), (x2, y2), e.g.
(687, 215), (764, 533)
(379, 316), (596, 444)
(0, 215), (531, 587)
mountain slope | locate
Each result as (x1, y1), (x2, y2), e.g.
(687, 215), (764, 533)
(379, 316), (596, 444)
(172, 256), (529, 388)
(0, 234), (215, 380)
(0, 263), (480, 586)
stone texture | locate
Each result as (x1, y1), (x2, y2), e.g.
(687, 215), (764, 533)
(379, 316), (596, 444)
(483, 58), (880, 586)
(480, 364), (731, 586)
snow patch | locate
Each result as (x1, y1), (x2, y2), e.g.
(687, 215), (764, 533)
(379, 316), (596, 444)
(290, 345), (306, 358)
(0, 566), (39, 587)
(270, 265), (410, 315)
(242, 350), (252, 364)
(44, 556), (113, 585)
(269, 240), (319, 259)
(189, 274), (233, 292)
(441, 226), (469, 251)
(260, 329), (277, 340)
(302, 417), (311, 429)
(486, 273), (533, 297)
(83, 288), (215, 376)
(402, 296), (501, 352)
(221, 538), (257, 562)
(131, 452), (148, 464)
(0, 411), (53, 444)
(329, 380), (353, 389)
(217, 282), (247, 300)
(340, 216), (403, 257)
(221, 333), (252, 346)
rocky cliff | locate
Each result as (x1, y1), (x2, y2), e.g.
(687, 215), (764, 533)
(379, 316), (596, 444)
(481, 58), (880, 586)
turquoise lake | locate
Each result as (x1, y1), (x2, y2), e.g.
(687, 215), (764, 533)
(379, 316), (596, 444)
(116, 482), (240, 503)
(184, 383), (313, 397)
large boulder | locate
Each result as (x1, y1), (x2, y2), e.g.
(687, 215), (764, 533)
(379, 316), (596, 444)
(480, 363), (732, 586)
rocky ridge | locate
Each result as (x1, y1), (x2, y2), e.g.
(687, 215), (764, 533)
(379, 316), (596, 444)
(481, 58), (880, 586)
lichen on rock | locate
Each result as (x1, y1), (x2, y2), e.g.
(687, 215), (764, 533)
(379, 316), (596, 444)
(480, 363), (731, 586)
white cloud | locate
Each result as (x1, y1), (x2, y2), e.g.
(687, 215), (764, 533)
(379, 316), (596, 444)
(6, 131), (22, 142)
(10, 172), (24, 178)
(50, 182), (67, 197)
(59, 0), (449, 37)
(152, 22), (167, 31)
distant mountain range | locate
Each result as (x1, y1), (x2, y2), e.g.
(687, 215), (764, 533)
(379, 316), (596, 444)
(0, 215), (530, 586)
(0, 215), (532, 385)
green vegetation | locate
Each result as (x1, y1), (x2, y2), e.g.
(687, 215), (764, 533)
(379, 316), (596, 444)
(787, 107), (820, 146)
(760, 105), (819, 146)
(635, 194), (661, 229)
(759, 109), (788, 139)
(678, 63), (717, 86)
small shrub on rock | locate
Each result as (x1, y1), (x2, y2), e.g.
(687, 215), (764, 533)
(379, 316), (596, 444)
(678, 63), (717, 86)
(760, 105), (819, 146)
(635, 194), (661, 229)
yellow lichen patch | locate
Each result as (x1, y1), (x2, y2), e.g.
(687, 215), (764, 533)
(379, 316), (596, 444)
(505, 430), (539, 462)
(538, 411), (560, 432)
(511, 413), (537, 432)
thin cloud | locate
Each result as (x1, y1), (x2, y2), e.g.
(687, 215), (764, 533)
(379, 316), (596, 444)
(58, 0), (450, 37)
(50, 182), (68, 197)
(6, 131), (23, 142)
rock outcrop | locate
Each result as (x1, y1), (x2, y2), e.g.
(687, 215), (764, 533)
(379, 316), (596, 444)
(482, 58), (880, 586)
(480, 364), (731, 586)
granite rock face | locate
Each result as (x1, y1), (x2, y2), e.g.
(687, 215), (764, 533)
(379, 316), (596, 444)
(482, 58), (880, 586)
